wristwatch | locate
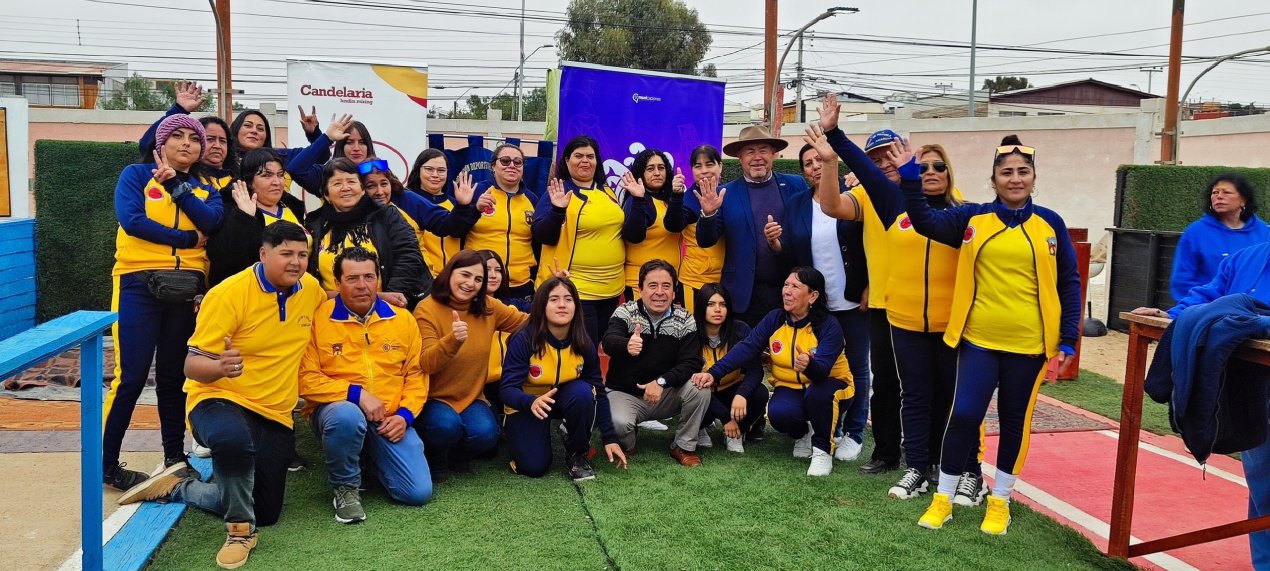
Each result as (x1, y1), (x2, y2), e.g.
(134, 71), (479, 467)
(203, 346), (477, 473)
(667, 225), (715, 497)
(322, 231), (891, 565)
(655, 377), (668, 388)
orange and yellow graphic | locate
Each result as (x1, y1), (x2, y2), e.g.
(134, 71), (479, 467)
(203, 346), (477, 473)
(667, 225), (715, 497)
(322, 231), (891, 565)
(372, 65), (429, 108)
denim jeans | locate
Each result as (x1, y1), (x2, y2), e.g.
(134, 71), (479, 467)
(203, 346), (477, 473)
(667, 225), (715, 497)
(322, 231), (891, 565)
(173, 399), (294, 529)
(313, 401), (432, 506)
(1244, 404), (1270, 570)
(417, 399), (500, 458)
(831, 308), (871, 443)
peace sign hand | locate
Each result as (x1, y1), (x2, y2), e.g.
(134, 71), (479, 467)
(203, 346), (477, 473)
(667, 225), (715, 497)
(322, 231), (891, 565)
(620, 171), (646, 198)
(325, 114), (354, 142)
(151, 150), (176, 184)
(547, 257), (570, 280)
(693, 176), (726, 216)
(175, 80), (206, 113)
(547, 178), (571, 209)
(453, 171), (477, 205)
(298, 106), (319, 134)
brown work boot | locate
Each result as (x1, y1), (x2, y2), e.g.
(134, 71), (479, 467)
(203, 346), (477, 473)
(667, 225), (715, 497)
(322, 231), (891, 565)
(669, 445), (702, 467)
(216, 522), (258, 569)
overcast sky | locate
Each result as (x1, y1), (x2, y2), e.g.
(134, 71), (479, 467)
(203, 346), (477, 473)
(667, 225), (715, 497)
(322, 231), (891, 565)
(2, 0), (1267, 110)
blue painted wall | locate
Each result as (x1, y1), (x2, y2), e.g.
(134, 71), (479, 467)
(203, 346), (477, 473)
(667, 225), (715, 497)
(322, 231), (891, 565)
(0, 218), (36, 341)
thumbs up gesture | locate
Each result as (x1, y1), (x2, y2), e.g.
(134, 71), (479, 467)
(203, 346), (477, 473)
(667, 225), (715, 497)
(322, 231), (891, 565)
(627, 323), (644, 356)
(531, 387), (558, 420)
(764, 214), (783, 253)
(221, 336), (244, 378)
(451, 310), (469, 343)
(671, 167), (686, 194)
(793, 347), (811, 373)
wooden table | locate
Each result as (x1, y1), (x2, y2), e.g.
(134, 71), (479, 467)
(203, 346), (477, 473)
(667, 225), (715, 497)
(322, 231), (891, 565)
(1109, 311), (1270, 559)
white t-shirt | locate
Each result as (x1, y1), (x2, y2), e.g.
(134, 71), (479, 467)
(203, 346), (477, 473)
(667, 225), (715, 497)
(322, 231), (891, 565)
(811, 203), (857, 312)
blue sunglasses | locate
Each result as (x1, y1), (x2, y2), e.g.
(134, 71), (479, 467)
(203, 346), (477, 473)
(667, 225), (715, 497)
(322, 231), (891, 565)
(357, 159), (390, 175)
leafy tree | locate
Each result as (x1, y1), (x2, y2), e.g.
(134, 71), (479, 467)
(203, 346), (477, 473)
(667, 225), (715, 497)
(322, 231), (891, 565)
(700, 63), (718, 78)
(982, 76), (1031, 93)
(100, 73), (215, 111)
(556, 0), (712, 75)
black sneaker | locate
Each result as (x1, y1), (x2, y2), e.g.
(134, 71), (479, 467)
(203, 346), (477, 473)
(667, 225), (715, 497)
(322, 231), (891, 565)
(953, 471), (989, 507)
(288, 454), (307, 473)
(567, 453), (596, 482)
(745, 422), (765, 443)
(104, 462), (149, 491)
(165, 455), (202, 481)
(859, 458), (900, 475)
(887, 467), (929, 499)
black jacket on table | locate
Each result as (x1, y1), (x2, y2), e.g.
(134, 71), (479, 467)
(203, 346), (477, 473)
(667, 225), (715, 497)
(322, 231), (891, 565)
(601, 300), (703, 397)
(304, 195), (427, 306)
(206, 191), (306, 288)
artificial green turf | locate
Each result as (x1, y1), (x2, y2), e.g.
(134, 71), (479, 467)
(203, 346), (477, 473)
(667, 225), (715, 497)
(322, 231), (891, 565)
(150, 415), (1137, 570)
(1040, 370), (1174, 437)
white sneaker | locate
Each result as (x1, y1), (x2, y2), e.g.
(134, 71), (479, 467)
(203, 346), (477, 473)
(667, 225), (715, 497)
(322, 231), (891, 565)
(192, 444), (212, 458)
(834, 435), (862, 462)
(792, 423), (814, 459)
(697, 428), (713, 448)
(725, 436), (745, 453)
(807, 447), (833, 476)
(638, 420), (669, 431)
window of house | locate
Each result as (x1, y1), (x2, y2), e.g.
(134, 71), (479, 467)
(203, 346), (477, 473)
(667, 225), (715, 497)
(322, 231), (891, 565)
(998, 111), (1027, 117)
(10, 74), (82, 107)
(1039, 112), (1064, 116)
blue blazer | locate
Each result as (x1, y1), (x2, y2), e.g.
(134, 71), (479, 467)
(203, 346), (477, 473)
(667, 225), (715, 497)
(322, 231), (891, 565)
(691, 173), (813, 313)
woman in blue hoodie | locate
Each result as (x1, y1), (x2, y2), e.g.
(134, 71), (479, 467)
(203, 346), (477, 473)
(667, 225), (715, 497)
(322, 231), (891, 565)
(1170, 173), (1269, 301)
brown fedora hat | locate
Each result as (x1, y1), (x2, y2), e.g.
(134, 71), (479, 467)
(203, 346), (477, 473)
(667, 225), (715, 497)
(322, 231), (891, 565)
(723, 125), (789, 157)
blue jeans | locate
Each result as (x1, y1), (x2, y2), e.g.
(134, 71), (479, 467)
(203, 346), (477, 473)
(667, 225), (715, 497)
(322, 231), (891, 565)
(1244, 404), (1270, 570)
(173, 399), (294, 529)
(313, 401), (432, 506)
(831, 308), (871, 443)
(417, 399), (500, 459)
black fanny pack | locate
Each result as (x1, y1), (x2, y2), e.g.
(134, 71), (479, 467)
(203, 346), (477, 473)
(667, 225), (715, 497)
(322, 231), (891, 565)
(145, 269), (206, 303)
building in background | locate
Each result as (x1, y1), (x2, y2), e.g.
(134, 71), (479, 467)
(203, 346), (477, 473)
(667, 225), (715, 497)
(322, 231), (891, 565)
(988, 78), (1160, 117)
(0, 60), (128, 110)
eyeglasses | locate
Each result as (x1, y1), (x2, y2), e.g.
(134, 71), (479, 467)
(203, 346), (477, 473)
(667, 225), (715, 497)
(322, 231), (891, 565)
(357, 159), (389, 175)
(918, 161), (947, 174)
(420, 166), (448, 175)
(995, 145), (1036, 158)
(496, 156), (524, 167)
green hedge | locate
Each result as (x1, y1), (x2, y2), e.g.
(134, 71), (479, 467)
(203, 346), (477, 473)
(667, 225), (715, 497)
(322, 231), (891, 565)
(722, 158), (848, 183)
(34, 140), (137, 321)
(1117, 164), (1270, 231)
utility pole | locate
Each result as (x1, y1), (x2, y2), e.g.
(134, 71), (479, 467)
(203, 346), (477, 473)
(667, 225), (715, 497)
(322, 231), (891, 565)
(1160, 0), (1184, 164)
(967, 0), (978, 118)
(212, 0), (233, 121)
(516, 0), (525, 121)
(794, 33), (804, 123)
(1140, 66), (1162, 93)
(764, 0), (777, 125)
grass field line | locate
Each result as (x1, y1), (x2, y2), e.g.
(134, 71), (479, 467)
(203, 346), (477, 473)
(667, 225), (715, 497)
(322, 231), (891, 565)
(1094, 430), (1248, 487)
(568, 477), (619, 570)
(982, 463), (1200, 571)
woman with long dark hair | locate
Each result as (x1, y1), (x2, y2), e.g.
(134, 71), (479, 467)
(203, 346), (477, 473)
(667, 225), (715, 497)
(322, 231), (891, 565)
(691, 284), (767, 453)
(477, 249), (528, 418)
(500, 276), (626, 481)
(403, 148), (492, 277)
(533, 135), (652, 343)
(205, 148), (307, 287)
(665, 145), (728, 314)
(286, 120), (377, 193)
(414, 249), (528, 481)
(620, 148), (685, 299)
(693, 267), (854, 476)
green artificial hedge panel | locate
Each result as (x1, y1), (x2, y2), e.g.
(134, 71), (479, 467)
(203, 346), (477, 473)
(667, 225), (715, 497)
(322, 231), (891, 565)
(721, 158), (848, 183)
(1118, 165), (1270, 232)
(34, 140), (137, 321)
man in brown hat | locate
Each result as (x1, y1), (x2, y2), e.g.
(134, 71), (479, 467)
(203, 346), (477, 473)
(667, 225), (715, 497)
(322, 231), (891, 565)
(689, 125), (813, 327)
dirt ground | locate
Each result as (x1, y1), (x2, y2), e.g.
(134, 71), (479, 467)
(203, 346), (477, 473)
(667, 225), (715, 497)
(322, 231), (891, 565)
(1073, 329), (1158, 384)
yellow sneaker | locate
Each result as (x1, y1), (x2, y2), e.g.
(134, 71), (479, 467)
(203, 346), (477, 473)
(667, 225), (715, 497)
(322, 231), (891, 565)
(981, 495), (1012, 535)
(918, 492), (953, 530)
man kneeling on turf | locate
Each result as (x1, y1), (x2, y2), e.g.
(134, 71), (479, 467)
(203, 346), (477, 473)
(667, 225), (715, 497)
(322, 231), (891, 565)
(119, 221), (327, 569)
(299, 247), (431, 523)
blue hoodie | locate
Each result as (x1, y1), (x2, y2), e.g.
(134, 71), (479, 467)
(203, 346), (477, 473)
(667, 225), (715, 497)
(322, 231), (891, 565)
(1170, 213), (1270, 301)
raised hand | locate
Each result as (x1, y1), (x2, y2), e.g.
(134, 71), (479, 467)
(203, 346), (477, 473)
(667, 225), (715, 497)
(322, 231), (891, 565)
(817, 92), (841, 132)
(325, 113), (353, 142)
(619, 171), (646, 198)
(151, 149), (176, 184)
(547, 178), (571, 208)
(221, 336), (243, 378)
(175, 80), (206, 113)
(547, 257), (570, 280)
(671, 167), (686, 194)
(692, 176), (726, 216)
(627, 323), (644, 356)
(231, 180), (256, 217)
(793, 348), (811, 373)
(298, 105), (319, 134)
(531, 387), (558, 420)
(605, 442), (628, 469)
(453, 171), (476, 205)
(451, 310), (469, 343)
(802, 124), (837, 161)
(357, 388), (386, 422)
(884, 137), (915, 171)
(690, 372), (714, 389)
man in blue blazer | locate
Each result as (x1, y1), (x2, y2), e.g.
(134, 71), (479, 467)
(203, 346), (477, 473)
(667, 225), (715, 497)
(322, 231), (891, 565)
(691, 125), (814, 326)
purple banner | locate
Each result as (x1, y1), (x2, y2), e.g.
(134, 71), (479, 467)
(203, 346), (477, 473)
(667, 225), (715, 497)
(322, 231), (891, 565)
(557, 63), (725, 190)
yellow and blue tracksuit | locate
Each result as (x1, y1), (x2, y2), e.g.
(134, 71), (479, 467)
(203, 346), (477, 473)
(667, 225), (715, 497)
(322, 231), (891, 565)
(465, 182), (538, 292)
(411, 189), (466, 279)
(665, 186), (727, 314)
(707, 309), (854, 454)
(106, 164), (223, 472)
(390, 189), (480, 291)
(623, 190), (683, 294)
(897, 158), (1081, 483)
(824, 126), (981, 475)
(698, 321), (769, 434)
(499, 329), (618, 478)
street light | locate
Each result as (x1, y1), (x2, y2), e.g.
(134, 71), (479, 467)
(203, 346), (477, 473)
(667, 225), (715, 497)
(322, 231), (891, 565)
(768, 7), (858, 134)
(516, 43), (554, 121)
(1170, 45), (1270, 164)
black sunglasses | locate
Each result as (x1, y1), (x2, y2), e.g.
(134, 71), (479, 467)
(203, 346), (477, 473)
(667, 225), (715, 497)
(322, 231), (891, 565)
(918, 161), (948, 174)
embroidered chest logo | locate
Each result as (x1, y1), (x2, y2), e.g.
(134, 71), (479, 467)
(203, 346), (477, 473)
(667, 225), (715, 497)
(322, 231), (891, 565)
(1047, 236), (1057, 256)
(529, 364), (543, 379)
(331, 343), (343, 356)
(146, 186), (164, 200)
(963, 226), (976, 243)
(524, 211), (534, 226)
(771, 340), (783, 354)
(481, 202), (496, 216)
(298, 315), (312, 328)
(898, 216), (913, 231)
(382, 343), (401, 352)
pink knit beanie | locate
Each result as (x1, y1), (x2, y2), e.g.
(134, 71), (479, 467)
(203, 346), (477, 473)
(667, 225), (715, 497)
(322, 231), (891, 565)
(155, 114), (207, 161)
